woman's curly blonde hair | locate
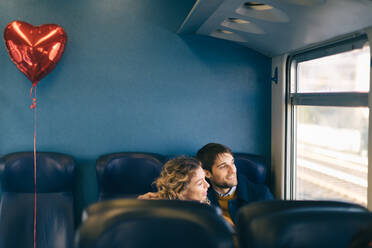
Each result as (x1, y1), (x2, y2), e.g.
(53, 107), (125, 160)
(155, 156), (201, 200)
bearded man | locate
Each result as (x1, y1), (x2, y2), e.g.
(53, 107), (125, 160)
(197, 143), (273, 224)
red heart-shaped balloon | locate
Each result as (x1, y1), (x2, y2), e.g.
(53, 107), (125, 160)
(3, 21), (67, 86)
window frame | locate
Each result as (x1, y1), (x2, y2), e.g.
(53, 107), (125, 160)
(285, 34), (370, 202)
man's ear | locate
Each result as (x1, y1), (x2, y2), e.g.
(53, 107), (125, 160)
(204, 169), (212, 179)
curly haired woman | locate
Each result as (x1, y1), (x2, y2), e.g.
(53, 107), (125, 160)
(138, 156), (210, 204)
(138, 156), (235, 227)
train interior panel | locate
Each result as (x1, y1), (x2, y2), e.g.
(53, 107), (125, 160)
(0, 0), (371, 247)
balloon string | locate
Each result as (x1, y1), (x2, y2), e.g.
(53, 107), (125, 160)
(32, 86), (37, 248)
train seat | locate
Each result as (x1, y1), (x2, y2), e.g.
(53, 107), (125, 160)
(234, 153), (268, 184)
(82, 197), (226, 220)
(235, 200), (371, 248)
(0, 152), (76, 248)
(96, 152), (166, 200)
(76, 199), (234, 248)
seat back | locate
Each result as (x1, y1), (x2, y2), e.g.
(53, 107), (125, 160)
(82, 198), (223, 220)
(77, 199), (234, 248)
(234, 153), (267, 184)
(96, 152), (165, 200)
(0, 152), (76, 248)
(236, 200), (370, 248)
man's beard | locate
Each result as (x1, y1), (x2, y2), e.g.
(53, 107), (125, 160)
(213, 180), (237, 189)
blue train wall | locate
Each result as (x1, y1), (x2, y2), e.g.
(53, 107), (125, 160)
(0, 0), (271, 221)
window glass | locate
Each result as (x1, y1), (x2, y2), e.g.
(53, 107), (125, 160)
(295, 106), (368, 206)
(296, 45), (370, 93)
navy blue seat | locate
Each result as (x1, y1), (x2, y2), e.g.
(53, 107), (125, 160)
(0, 152), (76, 248)
(96, 152), (165, 200)
(82, 197), (225, 220)
(234, 153), (268, 184)
(235, 200), (370, 248)
(76, 199), (234, 248)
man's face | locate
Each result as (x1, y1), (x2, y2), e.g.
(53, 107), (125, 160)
(205, 152), (238, 189)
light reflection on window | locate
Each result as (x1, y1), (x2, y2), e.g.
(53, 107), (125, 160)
(296, 44), (370, 93)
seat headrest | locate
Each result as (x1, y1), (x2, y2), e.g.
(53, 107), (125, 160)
(234, 153), (267, 184)
(236, 200), (370, 248)
(236, 200), (367, 221)
(77, 199), (234, 248)
(0, 152), (75, 193)
(96, 152), (165, 198)
(83, 198), (223, 220)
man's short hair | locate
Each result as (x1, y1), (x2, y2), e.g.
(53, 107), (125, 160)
(196, 143), (232, 172)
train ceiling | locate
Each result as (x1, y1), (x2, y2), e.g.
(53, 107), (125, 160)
(178, 0), (372, 57)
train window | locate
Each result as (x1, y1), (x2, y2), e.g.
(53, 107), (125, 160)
(287, 36), (370, 206)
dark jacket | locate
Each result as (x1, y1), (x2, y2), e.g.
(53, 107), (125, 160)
(207, 174), (273, 222)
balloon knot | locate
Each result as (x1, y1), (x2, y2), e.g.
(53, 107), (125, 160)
(30, 99), (36, 109)
(29, 85), (37, 110)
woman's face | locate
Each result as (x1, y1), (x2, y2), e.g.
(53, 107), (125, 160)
(181, 167), (210, 202)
